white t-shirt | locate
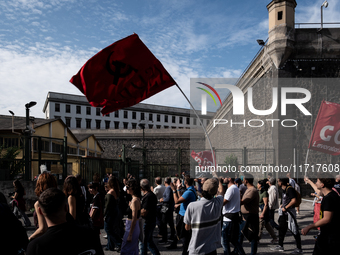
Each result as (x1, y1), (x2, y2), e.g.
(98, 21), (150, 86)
(222, 184), (240, 222)
(153, 184), (166, 202)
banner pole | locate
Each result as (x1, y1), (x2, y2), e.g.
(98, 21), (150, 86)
(305, 149), (309, 165)
(304, 148), (310, 182)
(175, 84), (217, 176)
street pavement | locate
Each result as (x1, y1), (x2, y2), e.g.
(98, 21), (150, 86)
(24, 200), (317, 254)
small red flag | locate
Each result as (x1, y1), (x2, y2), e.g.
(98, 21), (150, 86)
(70, 34), (176, 115)
(191, 150), (216, 168)
(308, 100), (340, 155)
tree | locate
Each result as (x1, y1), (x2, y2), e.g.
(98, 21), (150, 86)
(0, 145), (23, 179)
(224, 154), (238, 168)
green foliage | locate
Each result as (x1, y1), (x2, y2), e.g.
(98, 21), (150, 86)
(0, 145), (23, 179)
(224, 154), (238, 167)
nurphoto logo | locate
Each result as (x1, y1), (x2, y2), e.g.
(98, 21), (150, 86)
(197, 80), (312, 128)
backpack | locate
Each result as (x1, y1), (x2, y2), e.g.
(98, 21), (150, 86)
(288, 186), (301, 207)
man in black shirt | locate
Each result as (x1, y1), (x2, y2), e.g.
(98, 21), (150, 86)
(26, 188), (104, 255)
(302, 177), (340, 254)
(271, 178), (302, 254)
(140, 179), (160, 255)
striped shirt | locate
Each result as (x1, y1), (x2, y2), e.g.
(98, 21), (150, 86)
(184, 195), (223, 254)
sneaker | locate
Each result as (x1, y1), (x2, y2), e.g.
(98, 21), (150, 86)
(270, 245), (284, 252)
(290, 249), (303, 254)
(270, 238), (278, 244)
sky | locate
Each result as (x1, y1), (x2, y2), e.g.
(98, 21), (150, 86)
(1, 0), (340, 118)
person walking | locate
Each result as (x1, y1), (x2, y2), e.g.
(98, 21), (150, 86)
(240, 173), (259, 255)
(88, 182), (104, 236)
(171, 175), (197, 255)
(267, 177), (279, 230)
(159, 177), (176, 248)
(221, 177), (246, 255)
(184, 177), (224, 255)
(12, 179), (31, 227)
(63, 175), (88, 226)
(121, 178), (141, 255)
(104, 176), (122, 251)
(301, 177), (340, 254)
(140, 179), (160, 255)
(293, 179), (301, 215)
(153, 176), (166, 237)
(271, 177), (302, 254)
(257, 179), (277, 244)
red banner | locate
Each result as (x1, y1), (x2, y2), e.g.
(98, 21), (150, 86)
(70, 34), (176, 115)
(308, 101), (340, 155)
(191, 150), (216, 168)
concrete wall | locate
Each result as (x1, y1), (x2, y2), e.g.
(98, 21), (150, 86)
(205, 27), (340, 179)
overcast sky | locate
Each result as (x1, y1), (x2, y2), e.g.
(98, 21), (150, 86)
(1, 0), (339, 118)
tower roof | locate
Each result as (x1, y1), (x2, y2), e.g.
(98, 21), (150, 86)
(267, 0), (297, 10)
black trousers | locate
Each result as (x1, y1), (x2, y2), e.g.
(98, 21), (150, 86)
(278, 214), (301, 249)
(156, 204), (162, 234)
(160, 209), (176, 241)
(174, 214), (191, 255)
(313, 235), (338, 255)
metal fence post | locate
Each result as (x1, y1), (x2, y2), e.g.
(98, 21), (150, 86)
(122, 144), (127, 178)
(38, 137), (42, 171)
(63, 136), (67, 179)
(178, 147), (181, 175)
(243, 147), (247, 166)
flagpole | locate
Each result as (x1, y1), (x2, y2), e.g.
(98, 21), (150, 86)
(304, 148), (310, 182)
(175, 84), (217, 176)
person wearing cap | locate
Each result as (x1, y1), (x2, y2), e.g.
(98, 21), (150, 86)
(183, 177), (224, 255)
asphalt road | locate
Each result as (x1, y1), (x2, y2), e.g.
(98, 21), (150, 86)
(24, 200), (317, 254)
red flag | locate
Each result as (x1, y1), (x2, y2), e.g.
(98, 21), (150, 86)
(191, 150), (215, 168)
(70, 34), (176, 115)
(308, 100), (340, 155)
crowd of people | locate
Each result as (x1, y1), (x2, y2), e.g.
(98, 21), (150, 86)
(1, 171), (340, 255)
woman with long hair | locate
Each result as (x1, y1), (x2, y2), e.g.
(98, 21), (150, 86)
(12, 179), (31, 227)
(121, 178), (141, 255)
(63, 175), (88, 226)
(29, 172), (57, 240)
(104, 176), (122, 251)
